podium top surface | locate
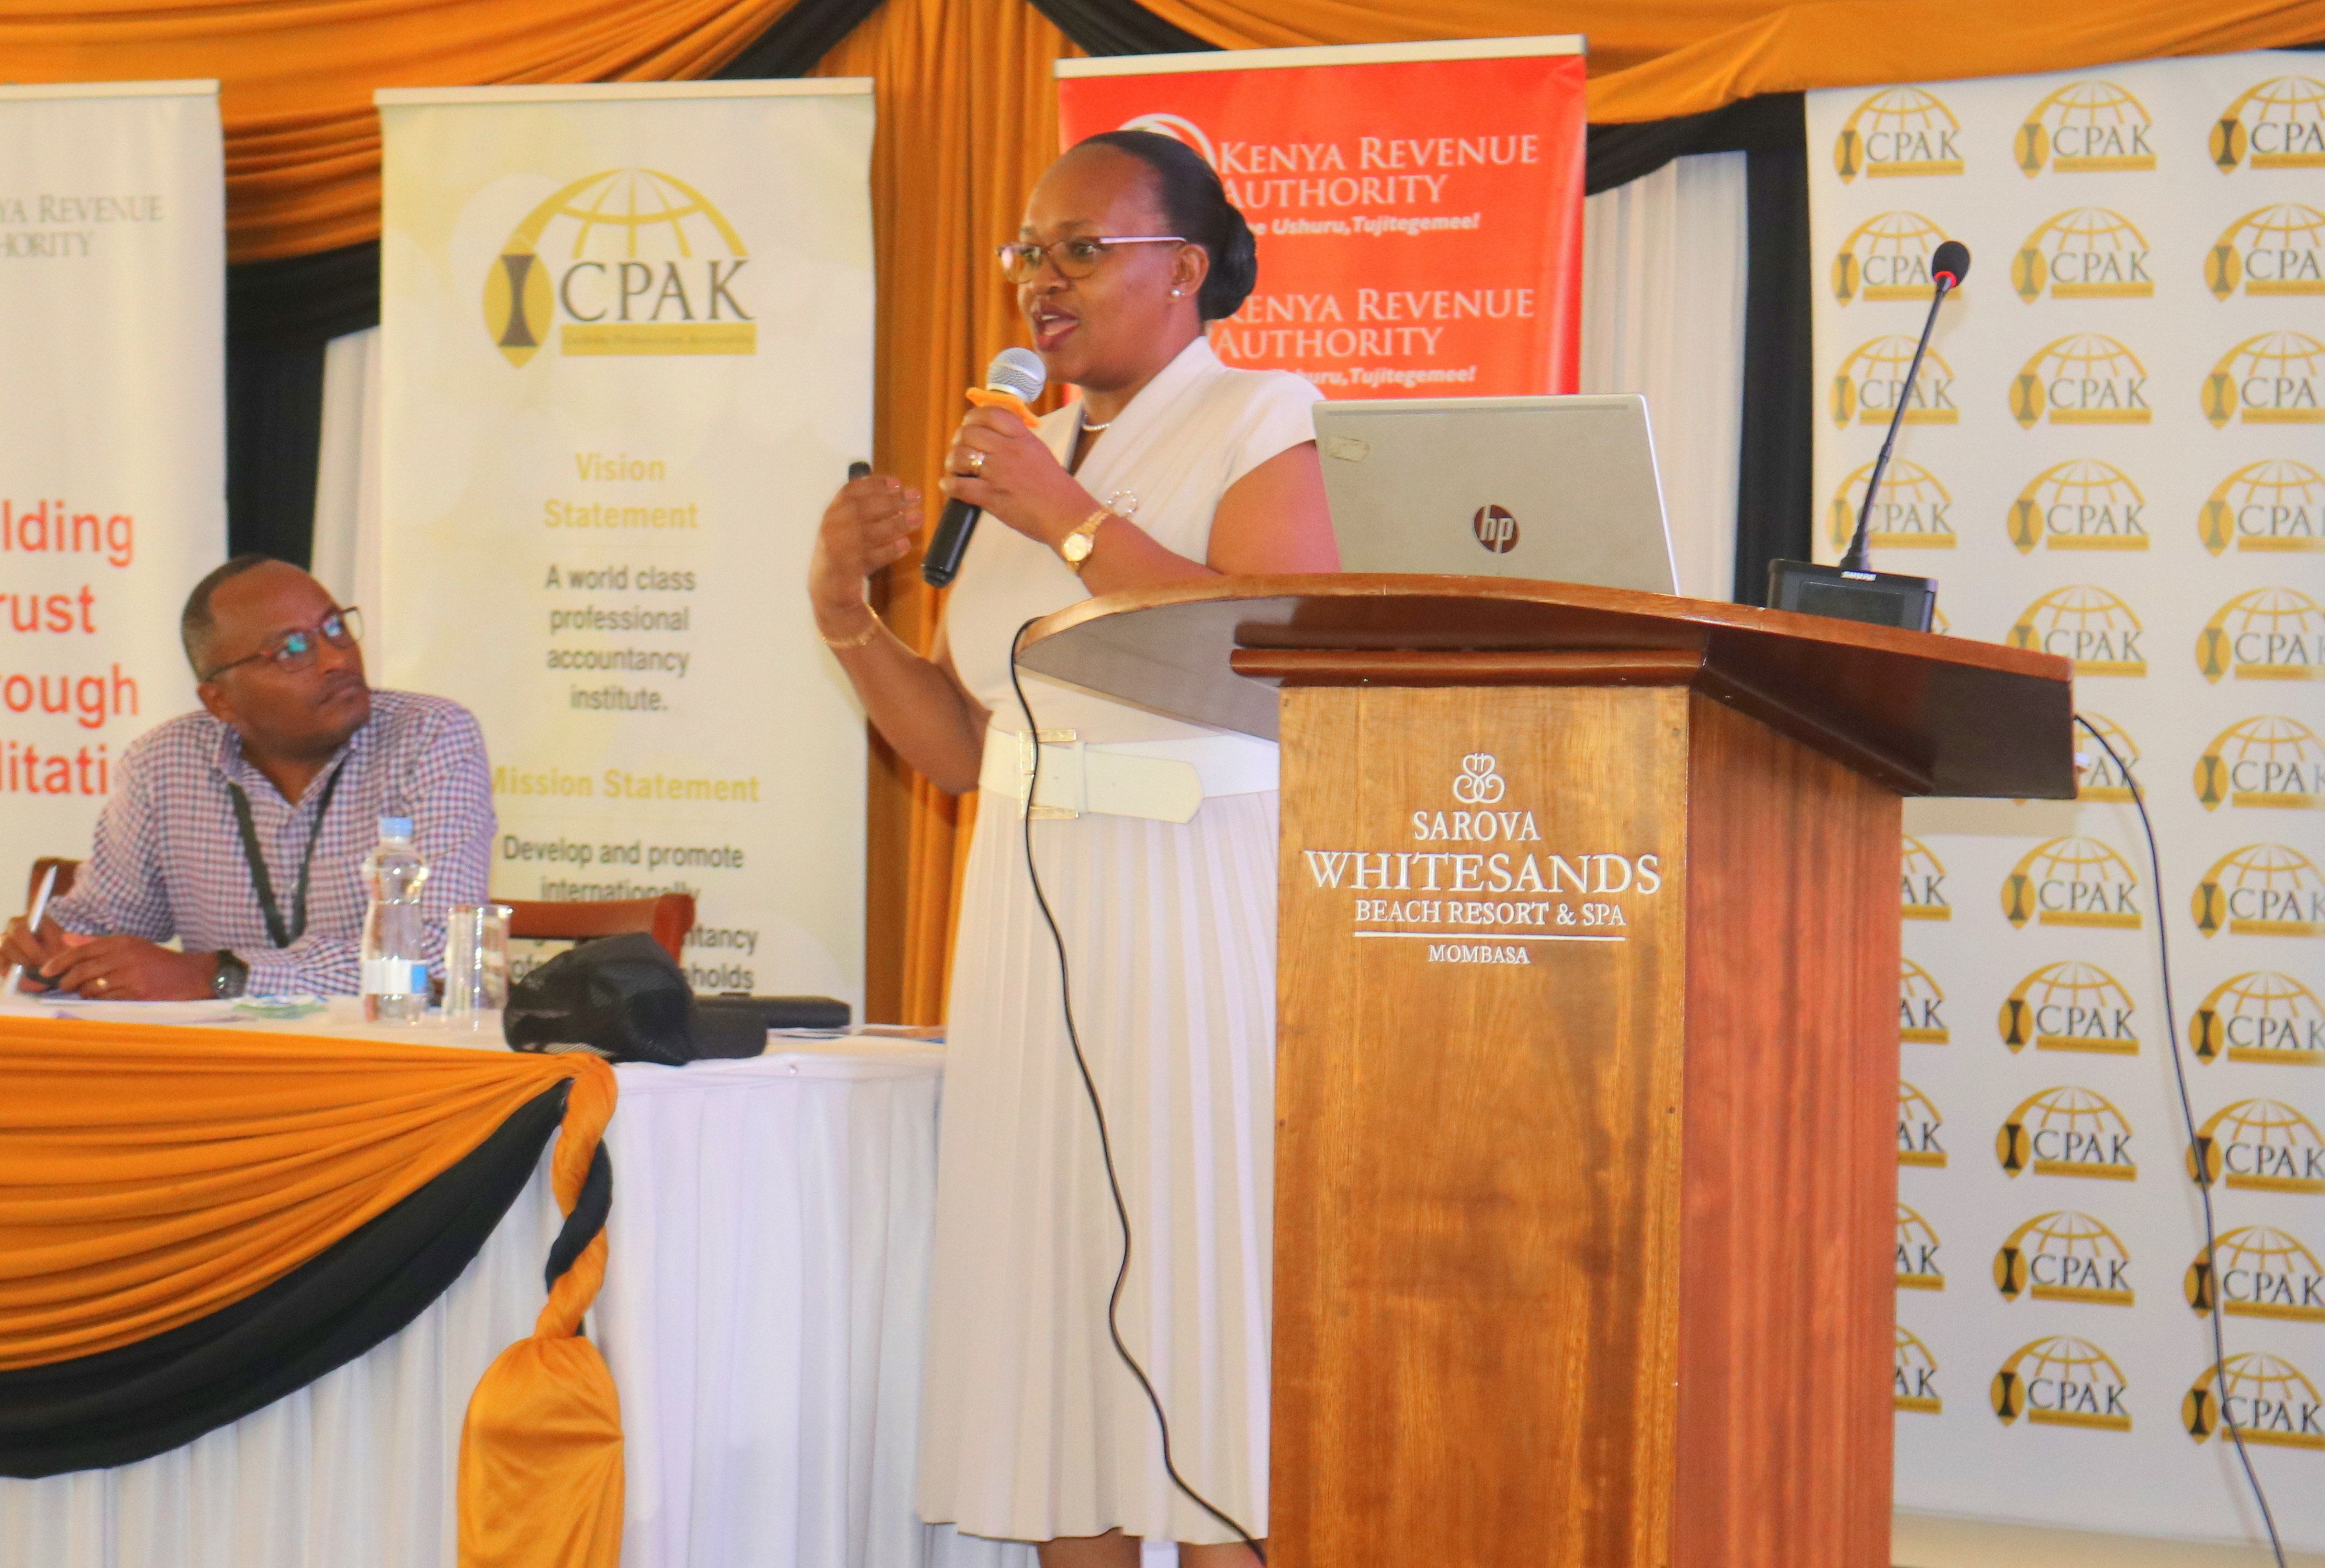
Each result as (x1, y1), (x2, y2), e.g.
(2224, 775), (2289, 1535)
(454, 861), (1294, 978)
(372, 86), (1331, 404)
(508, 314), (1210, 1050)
(1017, 574), (2075, 799)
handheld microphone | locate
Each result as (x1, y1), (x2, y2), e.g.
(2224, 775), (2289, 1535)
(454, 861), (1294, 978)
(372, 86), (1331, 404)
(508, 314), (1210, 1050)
(922, 347), (1048, 588)
(1767, 239), (1969, 632)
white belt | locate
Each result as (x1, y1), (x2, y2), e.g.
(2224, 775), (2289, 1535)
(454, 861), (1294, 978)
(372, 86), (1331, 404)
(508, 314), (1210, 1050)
(979, 726), (1279, 822)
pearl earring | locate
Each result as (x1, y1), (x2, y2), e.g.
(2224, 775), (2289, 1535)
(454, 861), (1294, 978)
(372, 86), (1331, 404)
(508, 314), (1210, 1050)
(1170, 288), (1182, 298)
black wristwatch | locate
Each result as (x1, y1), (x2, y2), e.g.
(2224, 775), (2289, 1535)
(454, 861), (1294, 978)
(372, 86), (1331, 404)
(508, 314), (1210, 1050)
(212, 950), (250, 999)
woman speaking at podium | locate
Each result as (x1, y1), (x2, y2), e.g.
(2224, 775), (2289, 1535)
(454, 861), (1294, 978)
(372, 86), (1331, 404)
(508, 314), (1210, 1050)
(807, 132), (1336, 1566)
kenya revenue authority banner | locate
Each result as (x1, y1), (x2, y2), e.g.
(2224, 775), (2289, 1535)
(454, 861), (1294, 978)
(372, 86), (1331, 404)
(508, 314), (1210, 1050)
(378, 82), (874, 1007)
(1810, 54), (2324, 1553)
(0, 83), (223, 901)
(1058, 39), (1585, 397)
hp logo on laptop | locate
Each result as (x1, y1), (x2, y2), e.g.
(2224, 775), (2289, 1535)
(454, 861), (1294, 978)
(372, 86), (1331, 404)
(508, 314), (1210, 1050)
(1472, 505), (1519, 554)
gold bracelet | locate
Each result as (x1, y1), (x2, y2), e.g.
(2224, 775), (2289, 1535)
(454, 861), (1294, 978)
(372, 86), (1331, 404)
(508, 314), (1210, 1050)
(818, 605), (883, 650)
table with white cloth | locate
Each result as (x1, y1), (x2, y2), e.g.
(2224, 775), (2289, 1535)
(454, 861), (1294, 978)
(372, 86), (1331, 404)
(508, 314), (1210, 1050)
(0, 1019), (1174, 1568)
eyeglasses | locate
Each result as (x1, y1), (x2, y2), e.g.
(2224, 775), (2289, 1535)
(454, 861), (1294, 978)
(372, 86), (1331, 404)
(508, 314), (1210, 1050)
(203, 607), (362, 681)
(996, 235), (1185, 284)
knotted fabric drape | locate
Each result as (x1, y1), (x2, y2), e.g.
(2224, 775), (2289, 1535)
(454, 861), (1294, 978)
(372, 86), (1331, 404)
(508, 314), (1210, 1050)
(0, 1018), (620, 1568)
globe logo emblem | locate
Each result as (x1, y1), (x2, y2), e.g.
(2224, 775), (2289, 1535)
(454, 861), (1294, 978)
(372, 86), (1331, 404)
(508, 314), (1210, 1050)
(1898, 1081), (1945, 1167)
(1832, 458), (1951, 550)
(483, 168), (755, 368)
(1998, 961), (2137, 1056)
(2195, 586), (2325, 682)
(2193, 843), (2325, 937)
(1834, 87), (1963, 182)
(2199, 458), (2324, 554)
(2017, 81), (2157, 175)
(1897, 1204), (1944, 1290)
(2012, 208), (2153, 301)
(2206, 202), (2325, 298)
(1994, 1211), (2133, 1306)
(1899, 958), (1946, 1044)
(2192, 969), (2325, 1066)
(1471, 505), (1519, 554)
(2202, 330), (2325, 426)
(1991, 1336), (2131, 1431)
(1831, 335), (1957, 426)
(2187, 1225), (2325, 1322)
(1997, 1086), (2136, 1180)
(2073, 712), (2138, 802)
(2001, 836), (2142, 929)
(2012, 333), (2150, 427)
(1895, 1327), (1942, 1413)
(2210, 76), (2325, 172)
(1901, 835), (1949, 919)
(1832, 211), (1954, 304)
(2184, 1354), (2323, 1450)
(2191, 1099), (2324, 1194)
(2008, 459), (2146, 554)
(2008, 586), (2144, 677)
(2194, 715), (2325, 810)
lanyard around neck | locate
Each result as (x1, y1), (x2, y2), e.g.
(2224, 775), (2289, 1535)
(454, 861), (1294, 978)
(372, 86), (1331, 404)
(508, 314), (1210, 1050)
(227, 761), (349, 950)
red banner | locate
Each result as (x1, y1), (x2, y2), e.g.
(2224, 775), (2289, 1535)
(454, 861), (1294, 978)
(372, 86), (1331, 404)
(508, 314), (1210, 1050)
(1057, 40), (1587, 399)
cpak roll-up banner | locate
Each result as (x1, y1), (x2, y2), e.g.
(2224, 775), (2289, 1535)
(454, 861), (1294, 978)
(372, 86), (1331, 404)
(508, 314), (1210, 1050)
(0, 82), (224, 906)
(1810, 53), (2324, 1553)
(377, 81), (875, 1009)
(1057, 38), (1586, 399)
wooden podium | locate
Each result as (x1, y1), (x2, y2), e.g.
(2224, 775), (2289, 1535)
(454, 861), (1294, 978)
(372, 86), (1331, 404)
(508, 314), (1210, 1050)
(1019, 576), (2074, 1568)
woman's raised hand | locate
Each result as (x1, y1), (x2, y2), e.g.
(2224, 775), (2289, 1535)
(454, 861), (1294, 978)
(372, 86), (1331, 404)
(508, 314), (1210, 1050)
(939, 407), (1093, 549)
(810, 473), (921, 633)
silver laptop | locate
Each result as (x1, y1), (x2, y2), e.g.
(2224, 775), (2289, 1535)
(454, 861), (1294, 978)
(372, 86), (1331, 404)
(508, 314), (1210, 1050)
(1311, 393), (1679, 594)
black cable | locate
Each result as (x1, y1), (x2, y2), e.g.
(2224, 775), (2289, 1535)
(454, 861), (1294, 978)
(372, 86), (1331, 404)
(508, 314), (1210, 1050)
(1009, 619), (1268, 1563)
(2074, 714), (2285, 1568)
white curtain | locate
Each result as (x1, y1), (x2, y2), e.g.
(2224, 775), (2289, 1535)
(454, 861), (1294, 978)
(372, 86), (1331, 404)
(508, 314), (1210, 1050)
(1580, 151), (1749, 602)
(311, 325), (384, 635)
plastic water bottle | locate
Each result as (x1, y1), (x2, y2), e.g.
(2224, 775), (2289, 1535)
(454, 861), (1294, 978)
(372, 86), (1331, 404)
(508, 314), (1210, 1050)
(361, 816), (431, 1023)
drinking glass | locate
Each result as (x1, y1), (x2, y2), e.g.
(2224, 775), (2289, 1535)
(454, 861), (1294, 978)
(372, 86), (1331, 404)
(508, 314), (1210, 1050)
(444, 904), (513, 1029)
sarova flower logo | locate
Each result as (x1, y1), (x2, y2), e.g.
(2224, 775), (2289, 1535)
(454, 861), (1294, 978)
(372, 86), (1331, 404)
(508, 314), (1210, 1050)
(1453, 754), (1505, 803)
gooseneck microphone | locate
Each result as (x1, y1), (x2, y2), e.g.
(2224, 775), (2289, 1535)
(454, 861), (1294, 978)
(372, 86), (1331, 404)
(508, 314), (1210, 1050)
(922, 347), (1048, 588)
(1767, 240), (1969, 633)
(1839, 239), (1969, 572)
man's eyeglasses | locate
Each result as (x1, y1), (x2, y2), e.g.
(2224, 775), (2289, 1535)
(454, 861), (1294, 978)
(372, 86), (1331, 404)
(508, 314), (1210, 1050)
(202, 607), (362, 681)
(996, 235), (1185, 284)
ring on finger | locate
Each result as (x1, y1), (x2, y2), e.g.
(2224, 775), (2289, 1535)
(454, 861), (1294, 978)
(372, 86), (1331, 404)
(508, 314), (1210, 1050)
(965, 449), (986, 475)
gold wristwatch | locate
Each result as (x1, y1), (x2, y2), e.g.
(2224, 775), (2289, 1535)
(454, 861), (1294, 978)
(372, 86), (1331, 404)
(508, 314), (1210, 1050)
(1060, 507), (1110, 572)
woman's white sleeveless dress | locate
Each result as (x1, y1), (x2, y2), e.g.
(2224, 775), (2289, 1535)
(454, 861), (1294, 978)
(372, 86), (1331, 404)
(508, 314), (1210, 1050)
(917, 336), (1321, 1546)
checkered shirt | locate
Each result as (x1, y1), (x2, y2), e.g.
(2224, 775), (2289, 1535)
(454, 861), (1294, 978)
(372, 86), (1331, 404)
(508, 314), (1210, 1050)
(46, 690), (496, 996)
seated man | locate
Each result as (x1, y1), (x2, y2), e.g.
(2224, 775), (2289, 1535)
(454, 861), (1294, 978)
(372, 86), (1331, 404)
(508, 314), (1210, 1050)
(2, 555), (493, 999)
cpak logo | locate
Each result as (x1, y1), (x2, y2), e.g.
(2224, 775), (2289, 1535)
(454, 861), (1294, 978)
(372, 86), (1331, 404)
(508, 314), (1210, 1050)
(2008, 459), (2146, 552)
(2008, 586), (2143, 676)
(1832, 459), (1951, 549)
(2199, 458), (2324, 554)
(2001, 836), (2142, 929)
(1832, 211), (1956, 304)
(2203, 330), (2325, 426)
(1831, 336), (1956, 426)
(2194, 715), (2325, 810)
(1997, 1086), (2136, 1181)
(1896, 1326), (1943, 1413)
(1901, 835), (1950, 920)
(2017, 81), (2157, 175)
(2210, 77), (2325, 172)
(1898, 1205), (1944, 1290)
(2207, 203), (2325, 299)
(2196, 587), (2325, 682)
(2192, 970), (2325, 1066)
(1991, 1336), (2131, 1431)
(1899, 1081), (1945, 1166)
(1471, 505), (1518, 554)
(2192, 843), (2325, 937)
(2074, 712), (2138, 802)
(2011, 333), (2149, 426)
(1998, 961), (2137, 1055)
(2185, 1355), (2324, 1450)
(1995, 1211), (2133, 1306)
(1836, 87), (1963, 181)
(484, 168), (755, 365)
(2012, 208), (2152, 301)
(2188, 1225), (2325, 1323)
(1899, 958), (1946, 1043)
(2190, 1099), (2325, 1194)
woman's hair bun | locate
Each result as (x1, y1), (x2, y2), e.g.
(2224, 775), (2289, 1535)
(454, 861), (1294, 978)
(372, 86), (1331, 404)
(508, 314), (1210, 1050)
(1074, 129), (1257, 322)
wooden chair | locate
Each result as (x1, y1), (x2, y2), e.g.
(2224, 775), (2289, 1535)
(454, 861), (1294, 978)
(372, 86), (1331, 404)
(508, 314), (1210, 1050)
(25, 858), (79, 911)
(504, 893), (696, 966)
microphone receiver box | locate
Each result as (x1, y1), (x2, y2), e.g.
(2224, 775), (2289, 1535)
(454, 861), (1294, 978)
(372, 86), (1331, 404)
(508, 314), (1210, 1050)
(1765, 560), (1937, 633)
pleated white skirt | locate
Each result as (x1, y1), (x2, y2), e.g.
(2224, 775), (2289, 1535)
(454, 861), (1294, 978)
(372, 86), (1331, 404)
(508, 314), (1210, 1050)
(915, 782), (1277, 1547)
